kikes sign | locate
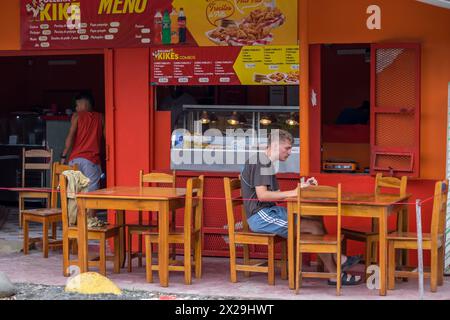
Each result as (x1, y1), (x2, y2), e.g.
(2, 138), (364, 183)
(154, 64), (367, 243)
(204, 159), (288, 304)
(20, 0), (298, 50)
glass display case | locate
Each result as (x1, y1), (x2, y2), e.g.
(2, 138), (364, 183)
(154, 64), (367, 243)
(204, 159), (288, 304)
(171, 105), (300, 173)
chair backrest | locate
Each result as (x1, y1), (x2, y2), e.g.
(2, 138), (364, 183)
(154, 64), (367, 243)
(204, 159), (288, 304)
(223, 177), (249, 240)
(50, 162), (78, 208)
(139, 170), (176, 187)
(431, 180), (449, 238)
(297, 184), (342, 237)
(22, 148), (53, 187)
(375, 173), (407, 197)
(59, 173), (70, 231)
(184, 176), (204, 235)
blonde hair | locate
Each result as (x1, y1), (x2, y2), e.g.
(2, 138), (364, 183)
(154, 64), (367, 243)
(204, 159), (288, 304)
(268, 129), (293, 146)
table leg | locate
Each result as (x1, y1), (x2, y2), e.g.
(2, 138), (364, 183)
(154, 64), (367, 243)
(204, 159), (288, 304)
(401, 206), (409, 266)
(159, 201), (169, 287)
(116, 210), (126, 268)
(77, 198), (88, 273)
(288, 202), (295, 290)
(379, 208), (388, 296)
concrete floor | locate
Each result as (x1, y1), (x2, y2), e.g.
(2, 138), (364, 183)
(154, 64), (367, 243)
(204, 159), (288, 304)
(1, 209), (449, 300)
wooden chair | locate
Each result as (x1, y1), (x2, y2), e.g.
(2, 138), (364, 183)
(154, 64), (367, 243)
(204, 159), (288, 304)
(388, 180), (448, 292)
(59, 173), (121, 276)
(223, 177), (287, 285)
(144, 176), (204, 285)
(296, 184), (342, 295)
(127, 170), (176, 272)
(18, 148), (53, 228)
(342, 173), (408, 276)
(22, 162), (77, 258)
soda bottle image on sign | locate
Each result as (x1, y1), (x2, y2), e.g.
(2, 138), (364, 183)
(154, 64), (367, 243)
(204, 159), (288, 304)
(153, 11), (162, 44)
(170, 8), (179, 44)
(162, 10), (171, 45)
(178, 8), (186, 43)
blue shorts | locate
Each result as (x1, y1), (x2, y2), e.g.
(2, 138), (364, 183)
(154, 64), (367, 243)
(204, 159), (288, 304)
(247, 206), (288, 239)
(69, 157), (102, 192)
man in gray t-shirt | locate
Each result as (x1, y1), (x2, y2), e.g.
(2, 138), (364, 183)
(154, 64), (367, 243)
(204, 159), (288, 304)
(241, 152), (279, 219)
(241, 129), (361, 285)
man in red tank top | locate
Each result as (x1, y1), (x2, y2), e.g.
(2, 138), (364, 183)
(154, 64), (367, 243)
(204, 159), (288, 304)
(61, 92), (105, 194)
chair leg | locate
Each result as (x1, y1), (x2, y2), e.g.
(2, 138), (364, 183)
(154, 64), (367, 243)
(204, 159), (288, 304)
(99, 235), (106, 276)
(365, 240), (372, 280)
(145, 235), (153, 283)
(42, 220), (49, 258)
(295, 250), (301, 294)
(51, 222), (57, 240)
(114, 235), (120, 274)
(438, 246), (445, 286)
(171, 210), (177, 260)
(243, 244), (250, 277)
(431, 246), (438, 292)
(316, 254), (325, 272)
(336, 248), (341, 296)
(63, 235), (70, 277)
(70, 239), (78, 255)
(388, 241), (396, 290)
(184, 238), (192, 285)
(268, 238), (275, 285)
(372, 241), (378, 263)
(127, 231), (133, 273)
(341, 238), (347, 256)
(229, 243), (238, 283)
(138, 234), (143, 268)
(19, 196), (24, 228)
(194, 232), (202, 279)
(23, 217), (29, 255)
(280, 241), (287, 280)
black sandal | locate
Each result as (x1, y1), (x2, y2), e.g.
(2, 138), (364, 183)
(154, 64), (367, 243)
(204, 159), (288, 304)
(328, 272), (362, 286)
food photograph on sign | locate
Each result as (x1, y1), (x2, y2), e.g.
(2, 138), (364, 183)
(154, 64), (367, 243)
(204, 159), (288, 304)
(172, 0), (298, 46)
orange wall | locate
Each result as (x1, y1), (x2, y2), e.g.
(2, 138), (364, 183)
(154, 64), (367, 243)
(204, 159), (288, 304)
(0, 0), (20, 50)
(307, 0), (450, 179)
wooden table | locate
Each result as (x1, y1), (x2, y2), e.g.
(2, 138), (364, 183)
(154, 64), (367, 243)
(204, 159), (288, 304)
(287, 192), (410, 296)
(76, 187), (186, 287)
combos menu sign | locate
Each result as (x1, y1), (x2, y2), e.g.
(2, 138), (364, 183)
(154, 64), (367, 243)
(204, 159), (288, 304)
(151, 46), (299, 86)
(21, 0), (297, 50)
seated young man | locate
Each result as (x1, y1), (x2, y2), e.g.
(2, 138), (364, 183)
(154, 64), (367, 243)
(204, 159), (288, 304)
(241, 129), (361, 285)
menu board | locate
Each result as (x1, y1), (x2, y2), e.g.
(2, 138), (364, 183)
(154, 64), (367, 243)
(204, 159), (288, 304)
(151, 45), (299, 85)
(21, 0), (297, 50)
(20, 0), (196, 50)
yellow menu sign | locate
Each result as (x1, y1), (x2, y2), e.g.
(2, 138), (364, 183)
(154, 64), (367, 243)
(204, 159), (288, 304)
(233, 45), (299, 85)
(172, 0), (298, 46)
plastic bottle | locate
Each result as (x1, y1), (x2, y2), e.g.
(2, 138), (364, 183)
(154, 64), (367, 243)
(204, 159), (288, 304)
(178, 7), (186, 43)
(153, 11), (162, 44)
(162, 10), (171, 45)
(170, 8), (179, 44)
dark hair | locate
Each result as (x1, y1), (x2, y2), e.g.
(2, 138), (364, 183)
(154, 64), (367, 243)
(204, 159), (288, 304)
(75, 91), (95, 110)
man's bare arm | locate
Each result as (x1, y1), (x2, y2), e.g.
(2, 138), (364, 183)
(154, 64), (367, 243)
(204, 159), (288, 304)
(61, 113), (78, 163)
(255, 185), (298, 202)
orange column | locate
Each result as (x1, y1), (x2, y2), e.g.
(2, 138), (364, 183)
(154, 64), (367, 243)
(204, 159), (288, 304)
(299, 0), (310, 176)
